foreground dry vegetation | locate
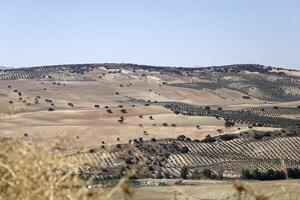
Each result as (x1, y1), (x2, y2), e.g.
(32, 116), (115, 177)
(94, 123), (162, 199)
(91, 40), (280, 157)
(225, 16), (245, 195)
(0, 139), (136, 200)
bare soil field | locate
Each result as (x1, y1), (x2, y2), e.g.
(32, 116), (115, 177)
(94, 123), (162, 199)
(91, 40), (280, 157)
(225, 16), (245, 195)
(0, 77), (277, 148)
(2, 104), (274, 148)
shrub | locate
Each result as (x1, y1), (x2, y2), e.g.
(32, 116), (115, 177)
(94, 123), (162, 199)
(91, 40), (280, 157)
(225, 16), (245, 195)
(180, 166), (188, 179)
(253, 133), (263, 140)
(220, 134), (236, 141)
(155, 168), (163, 179)
(241, 169), (252, 179)
(177, 135), (186, 141)
(263, 132), (271, 137)
(162, 123), (168, 127)
(225, 121), (235, 127)
(287, 168), (300, 178)
(67, 103), (74, 107)
(242, 95), (251, 99)
(202, 135), (216, 143)
(89, 149), (95, 153)
(180, 146), (189, 153)
(107, 109), (113, 113)
(241, 169), (286, 180)
(124, 158), (133, 165)
(120, 109), (127, 113)
(202, 169), (213, 178)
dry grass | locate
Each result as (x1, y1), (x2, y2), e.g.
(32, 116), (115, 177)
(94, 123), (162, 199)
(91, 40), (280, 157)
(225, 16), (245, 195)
(233, 181), (270, 200)
(0, 139), (134, 200)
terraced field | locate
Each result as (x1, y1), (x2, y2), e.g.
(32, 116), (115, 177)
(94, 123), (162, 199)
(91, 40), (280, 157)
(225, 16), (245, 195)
(67, 133), (300, 181)
(168, 66), (300, 102)
(163, 102), (300, 127)
(160, 137), (300, 176)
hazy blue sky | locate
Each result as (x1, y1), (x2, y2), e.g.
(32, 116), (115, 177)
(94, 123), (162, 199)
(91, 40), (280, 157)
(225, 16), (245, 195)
(1, 0), (300, 69)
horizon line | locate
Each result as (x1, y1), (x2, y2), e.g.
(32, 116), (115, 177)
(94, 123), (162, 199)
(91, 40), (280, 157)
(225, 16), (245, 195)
(2, 62), (298, 71)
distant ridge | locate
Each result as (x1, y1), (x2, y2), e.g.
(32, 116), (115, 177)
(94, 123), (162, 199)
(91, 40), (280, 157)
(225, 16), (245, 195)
(8, 63), (300, 72)
(0, 66), (14, 70)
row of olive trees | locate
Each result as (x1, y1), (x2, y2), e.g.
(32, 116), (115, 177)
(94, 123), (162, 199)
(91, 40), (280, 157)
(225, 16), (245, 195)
(241, 168), (300, 180)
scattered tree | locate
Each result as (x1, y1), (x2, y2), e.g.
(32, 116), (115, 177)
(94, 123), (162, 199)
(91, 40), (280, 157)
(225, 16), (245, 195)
(180, 166), (188, 179)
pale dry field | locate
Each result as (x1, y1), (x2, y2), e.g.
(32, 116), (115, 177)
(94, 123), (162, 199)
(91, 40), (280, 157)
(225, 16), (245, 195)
(0, 77), (279, 149)
(1, 104), (268, 148)
(123, 179), (300, 200)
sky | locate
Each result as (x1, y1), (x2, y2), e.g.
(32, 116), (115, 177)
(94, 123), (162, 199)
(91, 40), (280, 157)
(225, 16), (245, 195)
(0, 0), (300, 69)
